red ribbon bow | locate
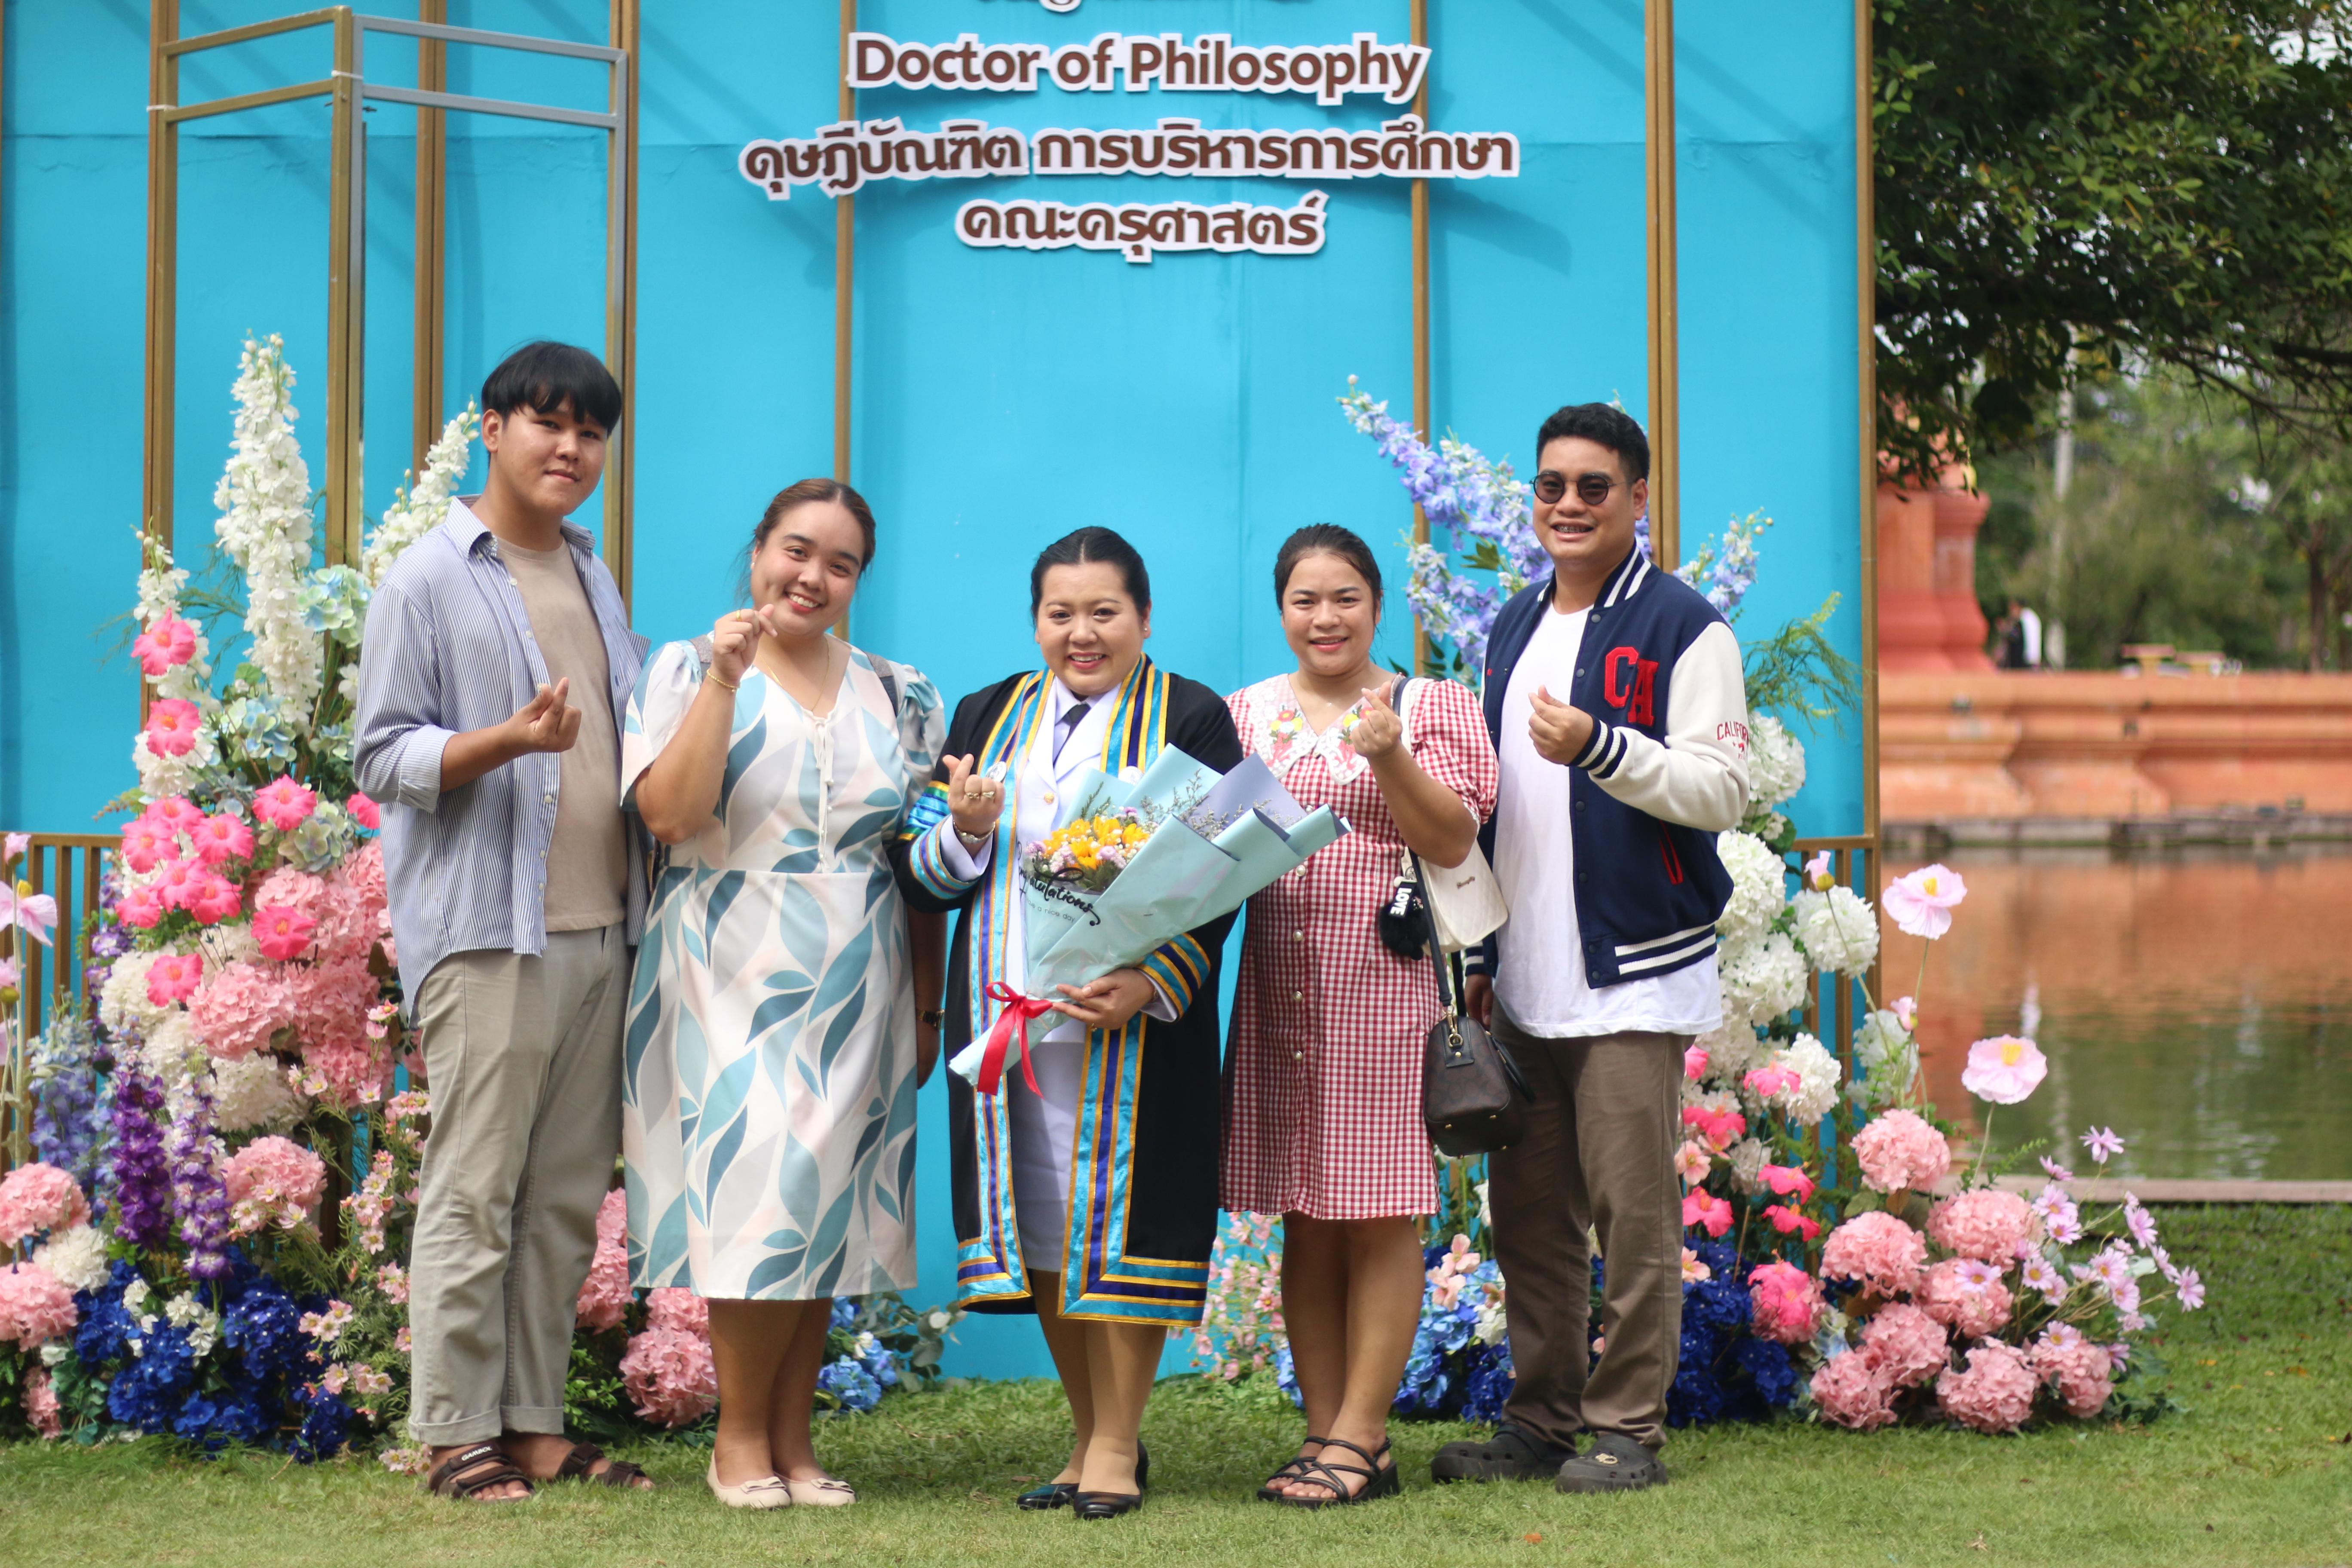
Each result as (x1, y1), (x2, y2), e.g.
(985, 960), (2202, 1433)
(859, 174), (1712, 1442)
(976, 982), (1057, 1097)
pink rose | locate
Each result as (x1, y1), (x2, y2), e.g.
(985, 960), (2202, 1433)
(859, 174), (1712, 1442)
(1764, 1204), (1822, 1241)
(153, 796), (206, 835)
(153, 858), (202, 911)
(1761, 1164), (1819, 1204)
(142, 699), (203, 758)
(252, 777), (318, 831)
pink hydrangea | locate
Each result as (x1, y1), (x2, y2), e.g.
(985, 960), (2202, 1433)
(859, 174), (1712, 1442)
(1935, 1341), (2038, 1434)
(22, 1364), (62, 1439)
(0, 1263), (78, 1347)
(253, 906), (319, 962)
(576, 1189), (634, 1333)
(1821, 1210), (1929, 1297)
(1857, 1302), (1950, 1389)
(1852, 1109), (1951, 1194)
(1915, 1259), (2014, 1338)
(1748, 1260), (1824, 1344)
(1928, 1188), (2036, 1264)
(252, 778), (318, 831)
(646, 1286), (710, 1337)
(619, 1325), (718, 1427)
(190, 813), (254, 867)
(2028, 1329), (2114, 1418)
(224, 1135), (327, 1233)
(0, 1163), (92, 1245)
(286, 956), (391, 1106)
(143, 699), (202, 758)
(190, 961), (295, 1060)
(252, 867), (328, 923)
(132, 616), (199, 675)
(1810, 1349), (1897, 1430)
(312, 877), (381, 961)
(346, 793), (381, 830)
(146, 952), (205, 1006)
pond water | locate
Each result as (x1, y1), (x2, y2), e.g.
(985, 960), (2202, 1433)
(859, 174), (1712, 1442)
(1885, 846), (2352, 1182)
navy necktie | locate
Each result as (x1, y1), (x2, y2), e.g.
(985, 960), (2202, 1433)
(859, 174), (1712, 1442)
(1053, 698), (1093, 763)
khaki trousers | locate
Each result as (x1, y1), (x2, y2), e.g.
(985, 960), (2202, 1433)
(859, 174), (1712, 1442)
(1487, 1008), (1689, 1453)
(407, 926), (627, 1445)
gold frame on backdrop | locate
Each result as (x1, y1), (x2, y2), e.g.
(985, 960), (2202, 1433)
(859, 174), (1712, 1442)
(140, 3), (639, 602)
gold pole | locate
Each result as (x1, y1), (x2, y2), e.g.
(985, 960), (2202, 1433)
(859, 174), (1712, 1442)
(1409, 0), (1430, 677)
(1857, 0), (1881, 845)
(142, 0), (181, 627)
(834, 0), (855, 485)
(413, 0), (446, 478)
(1644, 0), (1679, 569)
(324, 7), (362, 567)
(606, 0), (640, 604)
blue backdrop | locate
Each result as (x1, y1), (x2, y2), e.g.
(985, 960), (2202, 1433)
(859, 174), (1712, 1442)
(0, 0), (1862, 1378)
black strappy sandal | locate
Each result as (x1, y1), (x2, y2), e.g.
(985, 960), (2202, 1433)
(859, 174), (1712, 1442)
(553, 1440), (651, 1490)
(1256, 1436), (1330, 1502)
(1276, 1436), (1401, 1510)
(426, 1442), (535, 1503)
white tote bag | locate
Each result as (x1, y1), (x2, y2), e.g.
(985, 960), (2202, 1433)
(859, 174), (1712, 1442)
(1394, 678), (1510, 953)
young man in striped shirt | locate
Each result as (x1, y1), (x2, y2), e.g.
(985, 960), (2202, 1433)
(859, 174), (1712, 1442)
(354, 342), (650, 1501)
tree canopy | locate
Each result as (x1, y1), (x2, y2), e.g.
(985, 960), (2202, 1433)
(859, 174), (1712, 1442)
(1874, 1), (2352, 475)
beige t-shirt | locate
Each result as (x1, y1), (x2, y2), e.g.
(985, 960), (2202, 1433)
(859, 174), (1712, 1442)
(503, 536), (629, 932)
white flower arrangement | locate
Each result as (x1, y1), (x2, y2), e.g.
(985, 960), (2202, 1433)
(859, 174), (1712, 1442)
(362, 403), (481, 587)
(1746, 714), (1807, 811)
(1793, 884), (1880, 977)
(1727, 1136), (1769, 1194)
(1718, 930), (1809, 1030)
(212, 336), (322, 714)
(1763, 1032), (1842, 1127)
(1715, 829), (1788, 946)
(210, 1052), (308, 1134)
(34, 1222), (113, 1294)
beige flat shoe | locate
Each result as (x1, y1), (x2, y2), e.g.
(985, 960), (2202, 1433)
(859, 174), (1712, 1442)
(706, 1456), (792, 1510)
(784, 1474), (857, 1507)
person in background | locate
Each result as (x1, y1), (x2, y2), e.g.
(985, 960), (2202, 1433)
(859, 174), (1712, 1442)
(1431, 403), (1749, 1494)
(1223, 524), (1498, 1507)
(893, 527), (1243, 1522)
(626, 480), (945, 1510)
(354, 341), (654, 1501)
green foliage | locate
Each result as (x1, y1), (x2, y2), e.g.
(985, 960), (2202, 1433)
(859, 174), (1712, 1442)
(1743, 594), (1863, 732)
(1874, 0), (2352, 472)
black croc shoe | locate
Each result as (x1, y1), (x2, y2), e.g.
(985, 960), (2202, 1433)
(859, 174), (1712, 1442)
(1554, 1433), (1668, 1493)
(1430, 1423), (1577, 1483)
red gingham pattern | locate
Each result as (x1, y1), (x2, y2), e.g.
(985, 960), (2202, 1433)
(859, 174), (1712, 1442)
(1220, 676), (1501, 1220)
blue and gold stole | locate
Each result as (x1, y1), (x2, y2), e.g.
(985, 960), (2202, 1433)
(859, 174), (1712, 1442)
(947, 658), (1212, 1324)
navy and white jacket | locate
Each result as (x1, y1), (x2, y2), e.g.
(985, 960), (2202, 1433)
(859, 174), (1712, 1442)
(1468, 546), (1751, 989)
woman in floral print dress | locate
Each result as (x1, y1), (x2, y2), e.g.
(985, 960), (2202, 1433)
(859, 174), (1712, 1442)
(1223, 526), (1499, 1507)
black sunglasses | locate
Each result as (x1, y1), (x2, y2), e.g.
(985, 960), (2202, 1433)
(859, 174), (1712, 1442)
(1533, 470), (1624, 507)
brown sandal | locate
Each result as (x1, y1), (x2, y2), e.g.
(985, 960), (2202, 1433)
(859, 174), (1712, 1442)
(554, 1440), (652, 1490)
(426, 1442), (536, 1502)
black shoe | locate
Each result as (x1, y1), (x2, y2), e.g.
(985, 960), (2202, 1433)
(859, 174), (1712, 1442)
(1016, 1482), (1077, 1510)
(1554, 1433), (1668, 1493)
(1136, 1440), (1149, 1494)
(1275, 1437), (1401, 1510)
(1256, 1436), (1329, 1502)
(1072, 1490), (1143, 1520)
(1431, 1423), (1578, 1483)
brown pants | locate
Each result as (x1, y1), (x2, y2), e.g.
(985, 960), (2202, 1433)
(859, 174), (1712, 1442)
(1488, 1009), (1689, 1453)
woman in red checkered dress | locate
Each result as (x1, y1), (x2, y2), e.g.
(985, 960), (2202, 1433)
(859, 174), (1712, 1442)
(1223, 526), (1499, 1506)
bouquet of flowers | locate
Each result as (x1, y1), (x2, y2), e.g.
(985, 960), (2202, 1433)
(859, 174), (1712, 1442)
(951, 749), (1345, 1091)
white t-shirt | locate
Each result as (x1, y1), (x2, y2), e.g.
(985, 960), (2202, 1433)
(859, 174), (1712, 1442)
(1491, 604), (1722, 1039)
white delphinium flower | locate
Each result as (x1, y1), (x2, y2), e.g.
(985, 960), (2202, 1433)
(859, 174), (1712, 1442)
(1792, 884), (1880, 976)
(132, 528), (214, 706)
(1719, 932), (1809, 1029)
(99, 950), (171, 1038)
(1766, 1033), (1842, 1127)
(363, 404), (480, 587)
(1850, 1009), (1919, 1108)
(212, 335), (320, 715)
(209, 1053), (307, 1134)
(1746, 715), (1807, 811)
(34, 1224), (113, 1294)
(1727, 1137), (1769, 1194)
(1715, 830), (1787, 945)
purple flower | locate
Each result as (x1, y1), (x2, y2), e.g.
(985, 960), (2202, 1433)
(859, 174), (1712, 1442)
(108, 1062), (174, 1250)
(169, 1079), (233, 1281)
(2079, 1126), (2125, 1164)
(2039, 1155), (2074, 1182)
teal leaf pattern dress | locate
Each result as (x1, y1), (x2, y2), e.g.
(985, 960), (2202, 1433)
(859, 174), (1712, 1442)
(621, 639), (944, 1299)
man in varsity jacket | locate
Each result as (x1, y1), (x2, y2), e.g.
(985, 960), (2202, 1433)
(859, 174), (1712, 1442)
(1433, 403), (1750, 1493)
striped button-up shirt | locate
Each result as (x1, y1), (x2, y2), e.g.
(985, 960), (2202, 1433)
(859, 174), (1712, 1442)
(353, 499), (649, 1011)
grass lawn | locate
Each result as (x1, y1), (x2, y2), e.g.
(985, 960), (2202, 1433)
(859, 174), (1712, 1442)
(2, 1206), (2345, 1568)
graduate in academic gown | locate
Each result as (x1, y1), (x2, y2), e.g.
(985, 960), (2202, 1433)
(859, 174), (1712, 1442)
(892, 527), (1242, 1519)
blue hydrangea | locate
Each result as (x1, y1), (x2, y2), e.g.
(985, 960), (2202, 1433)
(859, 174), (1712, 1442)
(292, 1383), (351, 1462)
(220, 1276), (308, 1385)
(73, 1263), (143, 1366)
(1733, 1336), (1799, 1409)
(106, 1323), (196, 1433)
(818, 1354), (884, 1413)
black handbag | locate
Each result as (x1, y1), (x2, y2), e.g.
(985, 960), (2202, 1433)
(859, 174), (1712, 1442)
(1415, 856), (1531, 1157)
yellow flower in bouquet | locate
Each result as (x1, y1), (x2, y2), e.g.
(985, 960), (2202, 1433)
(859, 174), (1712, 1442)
(1026, 810), (1152, 894)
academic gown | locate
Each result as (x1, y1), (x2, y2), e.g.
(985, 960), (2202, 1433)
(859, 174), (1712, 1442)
(891, 657), (1243, 1326)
